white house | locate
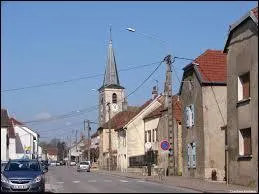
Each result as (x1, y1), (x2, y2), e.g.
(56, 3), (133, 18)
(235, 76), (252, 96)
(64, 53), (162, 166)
(11, 118), (39, 160)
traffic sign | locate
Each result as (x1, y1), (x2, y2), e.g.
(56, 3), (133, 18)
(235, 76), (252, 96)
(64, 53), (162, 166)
(160, 140), (170, 151)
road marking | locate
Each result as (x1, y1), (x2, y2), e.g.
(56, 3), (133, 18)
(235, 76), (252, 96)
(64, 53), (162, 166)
(119, 179), (128, 183)
(56, 182), (64, 184)
(72, 181), (80, 183)
(88, 180), (96, 182)
(104, 180), (112, 182)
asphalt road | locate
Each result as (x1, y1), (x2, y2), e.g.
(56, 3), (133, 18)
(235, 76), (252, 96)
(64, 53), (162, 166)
(45, 166), (199, 193)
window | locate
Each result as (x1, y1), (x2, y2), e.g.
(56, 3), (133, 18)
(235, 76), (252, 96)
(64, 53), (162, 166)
(145, 131), (147, 143)
(239, 128), (252, 156)
(185, 104), (195, 127)
(187, 142), (196, 168)
(155, 128), (158, 142)
(238, 72), (250, 101)
(152, 129), (155, 142)
(112, 93), (117, 103)
(148, 130), (151, 142)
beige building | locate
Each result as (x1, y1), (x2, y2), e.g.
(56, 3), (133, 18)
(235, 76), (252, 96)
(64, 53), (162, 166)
(179, 49), (227, 181)
(149, 95), (183, 176)
(223, 7), (258, 187)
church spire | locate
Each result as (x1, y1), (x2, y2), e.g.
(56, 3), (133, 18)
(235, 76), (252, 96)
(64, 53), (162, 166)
(102, 25), (121, 88)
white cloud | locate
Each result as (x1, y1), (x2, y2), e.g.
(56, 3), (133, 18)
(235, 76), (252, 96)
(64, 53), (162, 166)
(35, 112), (52, 120)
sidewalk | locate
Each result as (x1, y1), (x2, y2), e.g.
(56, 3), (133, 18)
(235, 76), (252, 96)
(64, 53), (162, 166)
(94, 169), (257, 193)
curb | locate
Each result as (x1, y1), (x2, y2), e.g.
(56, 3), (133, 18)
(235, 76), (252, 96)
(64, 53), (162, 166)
(92, 171), (240, 193)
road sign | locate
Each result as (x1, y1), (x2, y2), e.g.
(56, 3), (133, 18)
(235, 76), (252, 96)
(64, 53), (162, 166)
(160, 140), (170, 151)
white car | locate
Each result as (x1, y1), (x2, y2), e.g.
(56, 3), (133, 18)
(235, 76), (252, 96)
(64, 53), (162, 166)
(70, 161), (76, 166)
(77, 161), (90, 172)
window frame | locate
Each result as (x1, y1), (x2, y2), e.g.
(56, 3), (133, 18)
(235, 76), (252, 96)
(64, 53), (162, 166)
(239, 128), (252, 157)
(112, 93), (117, 104)
(238, 72), (250, 102)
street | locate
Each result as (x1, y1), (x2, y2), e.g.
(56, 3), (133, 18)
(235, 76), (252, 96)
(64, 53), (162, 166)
(45, 166), (199, 193)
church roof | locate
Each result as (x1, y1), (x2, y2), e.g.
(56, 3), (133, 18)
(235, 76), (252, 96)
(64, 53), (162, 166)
(101, 26), (122, 90)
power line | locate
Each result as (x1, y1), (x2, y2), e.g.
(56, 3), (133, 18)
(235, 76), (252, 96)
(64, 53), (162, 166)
(1, 61), (161, 93)
(21, 60), (164, 125)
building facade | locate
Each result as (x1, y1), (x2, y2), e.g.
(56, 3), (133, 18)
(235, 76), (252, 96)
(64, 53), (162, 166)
(223, 7), (258, 187)
(179, 49), (227, 181)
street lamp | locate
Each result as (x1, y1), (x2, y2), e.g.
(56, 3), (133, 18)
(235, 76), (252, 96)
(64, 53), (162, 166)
(126, 27), (171, 54)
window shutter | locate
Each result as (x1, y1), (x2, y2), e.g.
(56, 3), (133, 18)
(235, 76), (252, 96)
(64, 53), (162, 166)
(185, 107), (190, 128)
(187, 144), (191, 168)
(242, 74), (250, 99)
(192, 142), (196, 168)
(191, 104), (195, 126)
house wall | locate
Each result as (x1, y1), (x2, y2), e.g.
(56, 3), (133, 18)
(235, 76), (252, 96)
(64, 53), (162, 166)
(14, 126), (35, 159)
(117, 129), (127, 172)
(127, 100), (161, 165)
(226, 19), (258, 187)
(202, 86), (226, 181)
(1, 128), (8, 161)
(157, 116), (182, 175)
(9, 138), (16, 160)
(181, 71), (205, 179)
(144, 117), (160, 151)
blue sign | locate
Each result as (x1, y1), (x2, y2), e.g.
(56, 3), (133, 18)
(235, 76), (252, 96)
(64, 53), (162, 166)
(160, 140), (170, 151)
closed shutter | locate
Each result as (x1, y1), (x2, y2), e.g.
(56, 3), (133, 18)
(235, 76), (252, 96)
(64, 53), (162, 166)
(242, 128), (251, 155)
(191, 104), (195, 126)
(192, 142), (196, 168)
(187, 144), (191, 168)
(185, 107), (190, 128)
(242, 73), (250, 99)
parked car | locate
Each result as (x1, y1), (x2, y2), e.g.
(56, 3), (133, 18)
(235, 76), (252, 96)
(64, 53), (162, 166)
(1, 159), (47, 192)
(1, 161), (8, 172)
(40, 161), (48, 172)
(50, 161), (57, 166)
(70, 161), (76, 166)
(56, 162), (60, 166)
(77, 161), (90, 172)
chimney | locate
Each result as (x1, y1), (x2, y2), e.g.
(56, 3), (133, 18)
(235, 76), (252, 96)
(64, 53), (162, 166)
(152, 86), (158, 99)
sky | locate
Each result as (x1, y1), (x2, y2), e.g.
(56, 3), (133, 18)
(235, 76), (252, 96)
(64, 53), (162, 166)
(1, 1), (257, 143)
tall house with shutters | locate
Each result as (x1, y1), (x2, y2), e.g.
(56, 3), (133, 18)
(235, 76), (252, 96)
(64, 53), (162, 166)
(223, 7), (258, 187)
(179, 49), (227, 181)
(98, 26), (127, 126)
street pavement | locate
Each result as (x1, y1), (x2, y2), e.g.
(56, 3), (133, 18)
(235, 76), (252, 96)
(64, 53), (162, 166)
(45, 166), (199, 193)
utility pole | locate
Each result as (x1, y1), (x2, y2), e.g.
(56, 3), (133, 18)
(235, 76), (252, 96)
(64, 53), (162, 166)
(164, 54), (176, 175)
(87, 120), (91, 161)
(107, 102), (111, 172)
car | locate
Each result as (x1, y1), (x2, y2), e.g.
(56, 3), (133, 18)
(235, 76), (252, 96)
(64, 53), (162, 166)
(1, 161), (8, 172)
(50, 161), (57, 166)
(70, 161), (76, 166)
(40, 161), (48, 171)
(1, 159), (48, 192)
(56, 162), (60, 166)
(77, 161), (90, 172)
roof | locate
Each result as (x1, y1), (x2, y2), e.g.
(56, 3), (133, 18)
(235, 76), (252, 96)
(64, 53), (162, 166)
(179, 49), (226, 94)
(7, 119), (16, 138)
(47, 147), (58, 155)
(91, 131), (99, 138)
(143, 95), (182, 122)
(1, 109), (9, 127)
(101, 26), (123, 90)
(224, 6), (258, 52)
(10, 117), (24, 126)
(98, 98), (154, 131)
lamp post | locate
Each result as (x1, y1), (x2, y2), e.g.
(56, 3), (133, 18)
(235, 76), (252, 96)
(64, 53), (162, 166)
(126, 27), (176, 175)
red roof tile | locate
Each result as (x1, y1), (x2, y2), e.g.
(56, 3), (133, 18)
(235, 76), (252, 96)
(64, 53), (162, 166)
(47, 147), (58, 155)
(252, 7), (258, 19)
(144, 95), (182, 122)
(193, 49), (227, 83)
(101, 98), (154, 130)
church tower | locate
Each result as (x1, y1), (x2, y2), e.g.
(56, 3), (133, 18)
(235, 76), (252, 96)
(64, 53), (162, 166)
(98, 26), (127, 126)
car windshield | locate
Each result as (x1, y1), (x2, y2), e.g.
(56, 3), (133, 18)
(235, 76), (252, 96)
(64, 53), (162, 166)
(80, 162), (89, 165)
(4, 160), (41, 171)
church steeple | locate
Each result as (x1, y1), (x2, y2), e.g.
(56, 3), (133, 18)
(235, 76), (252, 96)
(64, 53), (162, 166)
(102, 25), (122, 88)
